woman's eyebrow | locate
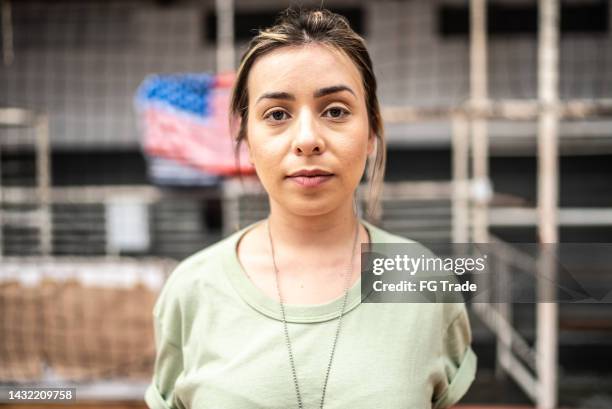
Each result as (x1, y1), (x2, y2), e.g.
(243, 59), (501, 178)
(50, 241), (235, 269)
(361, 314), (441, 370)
(255, 85), (356, 105)
(313, 85), (356, 98)
(256, 91), (295, 105)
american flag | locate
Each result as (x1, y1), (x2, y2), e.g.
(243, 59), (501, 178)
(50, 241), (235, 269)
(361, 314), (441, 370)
(135, 73), (253, 178)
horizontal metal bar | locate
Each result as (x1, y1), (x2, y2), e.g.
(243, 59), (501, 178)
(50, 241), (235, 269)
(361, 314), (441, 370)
(382, 98), (612, 123)
(490, 207), (612, 226)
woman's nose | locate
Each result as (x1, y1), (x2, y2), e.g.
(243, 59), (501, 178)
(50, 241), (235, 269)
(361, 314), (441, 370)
(292, 108), (324, 156)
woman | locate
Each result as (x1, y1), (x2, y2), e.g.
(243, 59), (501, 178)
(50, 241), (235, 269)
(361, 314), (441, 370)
(145, 7), (476, 409)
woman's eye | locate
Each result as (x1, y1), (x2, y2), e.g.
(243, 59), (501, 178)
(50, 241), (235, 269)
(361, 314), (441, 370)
(264, 107), (348, 122)
(264, 110), (289, 122)
(324, 107), (349, 119)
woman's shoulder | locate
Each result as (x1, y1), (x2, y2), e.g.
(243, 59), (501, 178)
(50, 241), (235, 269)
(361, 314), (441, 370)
(362, 220), (434, 256)
(363, 222), (414, 244)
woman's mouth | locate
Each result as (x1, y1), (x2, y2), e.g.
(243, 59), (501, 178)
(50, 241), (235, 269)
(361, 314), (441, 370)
(288, 174), (334, 187)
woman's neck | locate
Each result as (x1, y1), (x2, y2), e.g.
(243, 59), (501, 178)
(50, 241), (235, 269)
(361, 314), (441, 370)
(266, 198), (359, 251)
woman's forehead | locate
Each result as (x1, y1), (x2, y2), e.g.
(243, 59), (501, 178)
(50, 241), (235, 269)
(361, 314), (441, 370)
(247, 44), (364, 103)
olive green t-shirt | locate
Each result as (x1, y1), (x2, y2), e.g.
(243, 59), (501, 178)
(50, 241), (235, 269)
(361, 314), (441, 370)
(145, 220), (477, 409)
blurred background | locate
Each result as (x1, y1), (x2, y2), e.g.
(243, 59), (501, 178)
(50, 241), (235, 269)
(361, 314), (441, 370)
(0, 0), (611, 408)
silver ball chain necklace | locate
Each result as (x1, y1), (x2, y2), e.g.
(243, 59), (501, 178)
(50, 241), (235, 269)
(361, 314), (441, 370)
(266, 217), (360, 409)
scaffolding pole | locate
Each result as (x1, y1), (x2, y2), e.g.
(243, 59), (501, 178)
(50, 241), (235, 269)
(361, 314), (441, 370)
(469, 0), (490, 245)
(536, 0), (560, 407)
(452, 114), (470, 243)
(215, 0), (235, 73)
(0, 108), (52, 257)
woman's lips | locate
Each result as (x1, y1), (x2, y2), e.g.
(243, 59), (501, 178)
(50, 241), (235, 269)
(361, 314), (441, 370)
(287, 174), (334, 187)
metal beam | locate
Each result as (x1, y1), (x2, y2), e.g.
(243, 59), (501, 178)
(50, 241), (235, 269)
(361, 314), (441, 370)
(536, 0), (560, 407)
(215, 0), (235, 73)
(490, 207), (612, 227)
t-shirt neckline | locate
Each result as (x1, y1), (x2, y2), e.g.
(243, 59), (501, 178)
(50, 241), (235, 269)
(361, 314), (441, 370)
(222, 219), (378, 323)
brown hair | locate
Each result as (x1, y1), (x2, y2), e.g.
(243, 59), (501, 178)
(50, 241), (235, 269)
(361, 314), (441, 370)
(229, 7), (385, 220)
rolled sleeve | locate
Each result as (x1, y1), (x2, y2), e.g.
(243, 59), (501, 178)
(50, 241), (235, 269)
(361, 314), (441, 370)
(432, 305), (478, 409)
(145, 314), (184, 409)
(145, 382), (173, 409)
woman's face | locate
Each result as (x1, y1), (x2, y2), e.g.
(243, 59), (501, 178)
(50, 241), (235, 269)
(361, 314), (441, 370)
(246, 43), (374, 217)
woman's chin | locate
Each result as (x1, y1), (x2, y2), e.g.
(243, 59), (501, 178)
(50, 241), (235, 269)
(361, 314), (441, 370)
(277, 198), (351, 218)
